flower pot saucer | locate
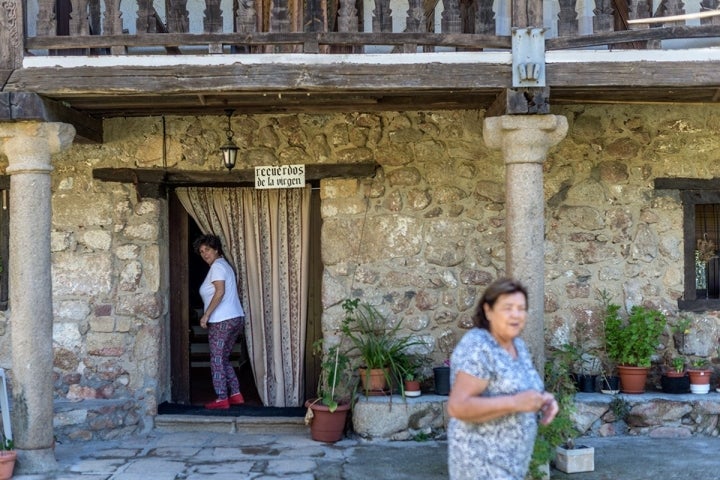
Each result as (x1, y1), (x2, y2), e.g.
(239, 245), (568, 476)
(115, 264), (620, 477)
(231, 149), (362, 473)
(601, 389), (619, 395)
(405, 390), (421, 397)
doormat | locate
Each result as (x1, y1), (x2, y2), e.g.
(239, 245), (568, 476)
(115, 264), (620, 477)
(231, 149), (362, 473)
(158, 401), (305, 417)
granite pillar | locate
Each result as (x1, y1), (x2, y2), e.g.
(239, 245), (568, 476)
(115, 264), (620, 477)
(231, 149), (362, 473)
(0, 121), (76, 473)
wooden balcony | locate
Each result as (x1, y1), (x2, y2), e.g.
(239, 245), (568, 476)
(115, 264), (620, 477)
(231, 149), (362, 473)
(1, 0), (720, 142)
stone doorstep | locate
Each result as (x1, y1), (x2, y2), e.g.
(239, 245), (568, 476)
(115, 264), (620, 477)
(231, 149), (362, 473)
(154, 414), (307, 435)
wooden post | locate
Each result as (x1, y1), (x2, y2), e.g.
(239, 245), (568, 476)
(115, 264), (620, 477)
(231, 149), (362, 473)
(512, 0), (542, 28)
(0, 0), (24, 73)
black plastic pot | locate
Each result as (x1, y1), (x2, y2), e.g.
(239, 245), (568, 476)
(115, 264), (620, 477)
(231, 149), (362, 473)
(601, 375), (620, 392)
(433, 366), (450, 395)
(575, 374), (598, 393)
(661, 374), (690, 394)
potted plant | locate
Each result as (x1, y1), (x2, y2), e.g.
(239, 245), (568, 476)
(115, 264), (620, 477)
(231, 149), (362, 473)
(688, 358), (713, 394)
(340, 298), (422, 396)
(403, 371), (422, 397)
(661, 356), (689, 394)
(304, 340), (357, 442)
(529, 352), (582, 479)
(555, 343), (600, 393)
(0, 432), (15, 480)
(398, 354), (426, 397)
(604, 301), (667, 394)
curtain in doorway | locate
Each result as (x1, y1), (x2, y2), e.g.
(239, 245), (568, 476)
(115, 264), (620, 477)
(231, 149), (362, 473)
(176, 186), (311, 407)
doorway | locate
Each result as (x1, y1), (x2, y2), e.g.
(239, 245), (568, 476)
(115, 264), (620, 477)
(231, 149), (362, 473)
(185, 218), (262, 406)
(168, 188), (323, 407)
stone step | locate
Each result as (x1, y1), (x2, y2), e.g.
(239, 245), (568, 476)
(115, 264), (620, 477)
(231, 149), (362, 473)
(155, 414), (308, 435)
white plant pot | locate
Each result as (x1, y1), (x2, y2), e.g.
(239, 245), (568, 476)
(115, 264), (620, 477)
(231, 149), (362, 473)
(555, 445), (595, 474)
(690, 383), (710, 394)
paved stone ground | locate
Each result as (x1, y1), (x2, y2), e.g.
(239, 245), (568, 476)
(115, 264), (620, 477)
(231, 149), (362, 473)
(9, 430), (720, 479)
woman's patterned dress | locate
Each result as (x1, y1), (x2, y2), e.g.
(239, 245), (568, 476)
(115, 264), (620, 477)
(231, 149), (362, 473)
(448, 328), (544, 480)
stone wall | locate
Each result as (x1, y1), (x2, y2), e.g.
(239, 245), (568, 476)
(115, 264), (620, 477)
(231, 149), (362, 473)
(0, 105), (719, 440)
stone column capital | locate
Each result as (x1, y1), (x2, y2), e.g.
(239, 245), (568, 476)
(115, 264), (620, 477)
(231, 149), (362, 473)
(0, 122), (76, 174)
(483, 115), (568, 164)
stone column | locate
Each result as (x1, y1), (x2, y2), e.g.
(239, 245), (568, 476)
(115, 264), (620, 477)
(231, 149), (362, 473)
(0, 122), (76, 473)
(483, 115), (568, 371)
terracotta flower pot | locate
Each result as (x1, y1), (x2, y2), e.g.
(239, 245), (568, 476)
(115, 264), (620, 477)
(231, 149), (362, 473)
(304, 400), (350, 443)
(404, 379), (421, 397)
(688, 369), (712, 385)
(0, 450), (17, 480)
(358, 368), (388, 394)
(617, 365), (649, 394)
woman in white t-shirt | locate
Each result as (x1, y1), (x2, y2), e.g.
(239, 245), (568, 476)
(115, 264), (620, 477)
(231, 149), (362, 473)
(194, 234), (246, 410)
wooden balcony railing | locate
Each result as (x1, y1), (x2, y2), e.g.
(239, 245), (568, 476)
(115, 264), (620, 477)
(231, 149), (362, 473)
(10, 0), (720, 57)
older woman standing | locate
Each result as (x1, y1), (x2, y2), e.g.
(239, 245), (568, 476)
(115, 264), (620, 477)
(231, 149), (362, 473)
(194, 234), (246, 410)
(447, 278), (559, 480)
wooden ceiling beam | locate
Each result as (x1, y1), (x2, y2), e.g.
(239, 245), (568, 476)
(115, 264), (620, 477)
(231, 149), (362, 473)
(93, 163), (379, 198)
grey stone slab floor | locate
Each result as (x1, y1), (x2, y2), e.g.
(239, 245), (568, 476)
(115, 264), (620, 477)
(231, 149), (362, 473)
(9, 431), (720, 479)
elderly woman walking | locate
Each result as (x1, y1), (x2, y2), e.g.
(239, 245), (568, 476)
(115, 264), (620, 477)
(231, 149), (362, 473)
(447, 277), (559, 480)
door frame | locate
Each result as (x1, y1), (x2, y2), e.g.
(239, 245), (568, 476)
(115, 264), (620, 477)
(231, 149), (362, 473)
(169, 191), (191, 404)
(167, 187), (323, 405)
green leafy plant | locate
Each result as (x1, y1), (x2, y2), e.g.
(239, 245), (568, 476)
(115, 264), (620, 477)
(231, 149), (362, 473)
(689, 358), (710, 370)
(312, 339), (356, 412)
(671, 356), (686, 374)
(529, 348), (580, 479)
(604, 303), (667, 368)
(609, 395), (631, 421)
(0, 431), (13, 452)
(340, 298), (424, 396)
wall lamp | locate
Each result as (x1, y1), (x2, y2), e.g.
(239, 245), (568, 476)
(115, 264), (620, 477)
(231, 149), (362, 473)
(219, 109), (239, 172)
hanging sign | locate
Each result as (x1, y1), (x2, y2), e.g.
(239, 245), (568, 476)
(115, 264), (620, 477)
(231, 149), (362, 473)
(254, 165), (306, 189)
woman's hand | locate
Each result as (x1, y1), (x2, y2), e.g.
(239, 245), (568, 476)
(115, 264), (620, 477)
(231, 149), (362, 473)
(200, 313), (209, 329)
(513, 389), (552, 413)
(538, 392), (559, 425)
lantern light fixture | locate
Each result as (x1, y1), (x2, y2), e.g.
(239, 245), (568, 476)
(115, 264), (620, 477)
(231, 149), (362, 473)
(219, 109), (239, 172)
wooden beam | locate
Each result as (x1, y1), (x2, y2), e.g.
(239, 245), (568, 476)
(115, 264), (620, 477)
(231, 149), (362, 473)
(628, 9), (720, 24)
(546, 24), (720, 49)
(93, 163), (379, 197)
(4, 62), (513, 94)
(655, 178), (720, 190)
(24, 32), (512, 50)
(0, 93), (103, 144)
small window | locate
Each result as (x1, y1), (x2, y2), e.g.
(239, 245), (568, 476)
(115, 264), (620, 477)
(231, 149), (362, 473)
(671, 187), (720, 311)
(694, 204), (720, 300)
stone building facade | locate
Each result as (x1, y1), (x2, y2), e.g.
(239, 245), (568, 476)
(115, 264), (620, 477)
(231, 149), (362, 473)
(0, 104), (718, 441)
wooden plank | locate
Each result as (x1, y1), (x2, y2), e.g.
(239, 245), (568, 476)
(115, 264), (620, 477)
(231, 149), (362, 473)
(4, 62), (513, 93)
(546, 62), (720, 88)
(546, 24), (720, 49)
(655, 178), (720, 190)
(93, 163), (378, 188)
(24, 32), (512, 50)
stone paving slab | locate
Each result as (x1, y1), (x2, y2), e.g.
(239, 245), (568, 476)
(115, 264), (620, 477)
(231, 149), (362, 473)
(10, 428), (720, 479)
